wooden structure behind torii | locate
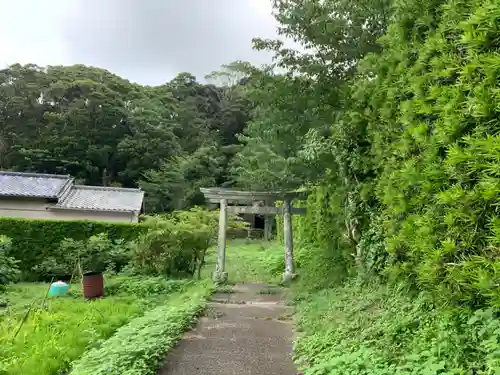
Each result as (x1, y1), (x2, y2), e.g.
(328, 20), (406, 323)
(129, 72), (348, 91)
(200, 188), (307, 283)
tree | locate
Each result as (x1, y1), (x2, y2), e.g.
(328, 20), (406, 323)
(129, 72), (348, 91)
(0, 63), (253, 200)
(140, 145), (226, 212)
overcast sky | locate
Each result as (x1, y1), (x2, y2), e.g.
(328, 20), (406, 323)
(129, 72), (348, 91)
(0, 0), (279, 85)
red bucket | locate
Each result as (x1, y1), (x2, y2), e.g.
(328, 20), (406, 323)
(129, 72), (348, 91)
(83, 271), (104, 299)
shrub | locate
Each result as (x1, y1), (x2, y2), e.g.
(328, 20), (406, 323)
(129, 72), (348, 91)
(0, 217), (145, 280)
(352, 0), (500, 306)
(32, 233), (135, 279)
(131, 208), (217, 278)
(0, 236), (19, 290)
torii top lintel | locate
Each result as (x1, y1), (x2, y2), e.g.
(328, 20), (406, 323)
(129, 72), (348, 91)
(199, 187), (307, 204)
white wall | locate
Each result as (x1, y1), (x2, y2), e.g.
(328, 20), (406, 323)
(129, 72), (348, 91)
(0, 198), (137, 223)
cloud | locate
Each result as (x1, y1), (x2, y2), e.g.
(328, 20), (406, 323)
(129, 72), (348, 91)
(1, 0), (278, 85)
(61, 0), (279, 84)
(0, 0), (74, 67)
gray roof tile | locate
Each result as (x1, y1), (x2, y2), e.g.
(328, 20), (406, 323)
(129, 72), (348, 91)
(55, 185), (144, 212)
(0, 171), (72, 198)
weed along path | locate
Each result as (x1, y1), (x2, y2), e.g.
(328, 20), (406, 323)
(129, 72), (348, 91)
(158, 283), (297, 375)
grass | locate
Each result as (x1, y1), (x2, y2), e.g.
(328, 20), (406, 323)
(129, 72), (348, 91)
(290, 281), (492, 374)
(202, 239), (285, 285)
(70, 280), (213, 375)
(0, 283), (49, 318)
(289, 276), (500, 374)
(0, 277), (192, 375)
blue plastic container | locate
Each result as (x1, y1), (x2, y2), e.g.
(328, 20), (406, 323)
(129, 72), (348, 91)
(48, 281), (70, 297)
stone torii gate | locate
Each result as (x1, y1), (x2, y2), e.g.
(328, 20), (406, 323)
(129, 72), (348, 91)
(200, 188), (307, 283)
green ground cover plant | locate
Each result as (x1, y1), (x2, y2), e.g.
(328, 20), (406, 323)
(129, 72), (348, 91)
(104, 276), (191, 297)
(0, 209), (219, 374)
(0, 277), (191, 375)
(292, 281), (500, 375)
(70, 280), (213, 375)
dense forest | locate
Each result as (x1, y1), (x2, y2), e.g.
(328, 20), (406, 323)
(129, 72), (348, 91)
(0, 62), (254, 212)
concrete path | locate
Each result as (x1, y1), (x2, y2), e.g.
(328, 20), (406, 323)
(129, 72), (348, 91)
(158, 284), (298, 375)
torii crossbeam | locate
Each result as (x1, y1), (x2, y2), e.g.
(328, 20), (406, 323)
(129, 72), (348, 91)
(200, 188), (307, 283)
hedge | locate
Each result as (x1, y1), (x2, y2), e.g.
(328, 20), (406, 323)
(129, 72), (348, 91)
(0, 217), (146, 279)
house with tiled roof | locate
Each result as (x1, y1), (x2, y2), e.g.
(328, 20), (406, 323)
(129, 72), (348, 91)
(0, 171), (144, 223)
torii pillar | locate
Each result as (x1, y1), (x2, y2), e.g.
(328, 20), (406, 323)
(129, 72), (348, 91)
(215, 198), (228, 283)
(282, 199), (294, 280)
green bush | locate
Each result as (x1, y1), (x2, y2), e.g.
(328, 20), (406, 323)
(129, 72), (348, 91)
(355, 0), (500, 305)
(286, 187), (355, 289)
(0, 217), (145, 280)
(0, 236), (20, 290)
(32, 233), (135, 279)
(131, 208), (217, 278)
